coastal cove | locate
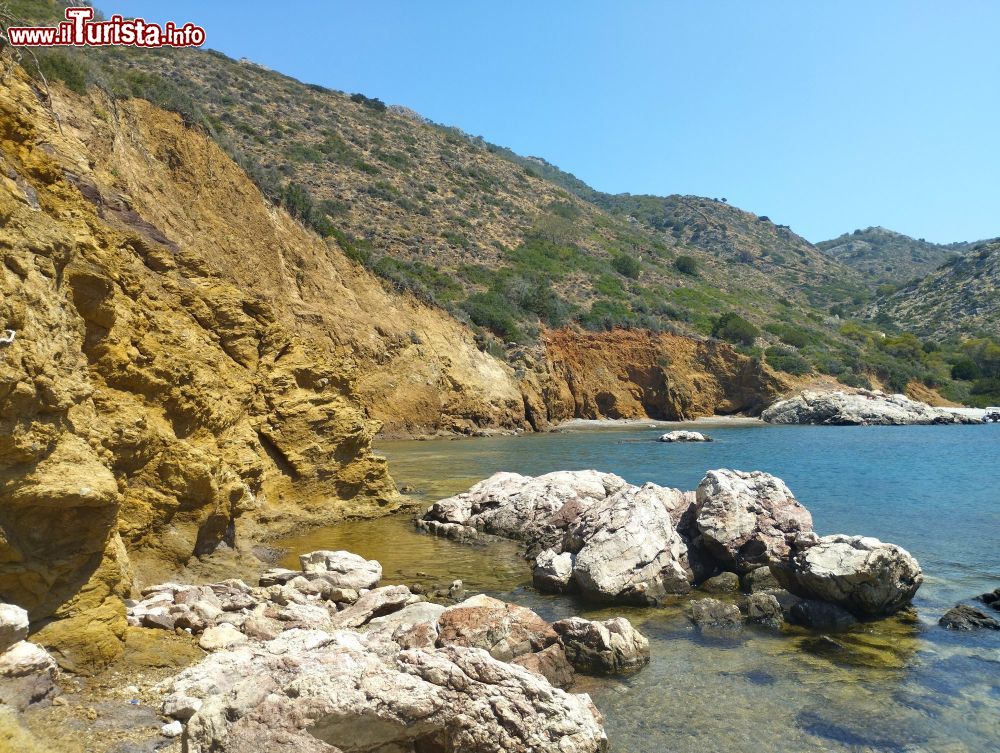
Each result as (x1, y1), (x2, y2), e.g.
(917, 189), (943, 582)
(278, 421), (1000, 753)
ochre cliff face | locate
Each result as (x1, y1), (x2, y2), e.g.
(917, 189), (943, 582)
(0, 69), (397, 671)
(527, 329), (791, 423)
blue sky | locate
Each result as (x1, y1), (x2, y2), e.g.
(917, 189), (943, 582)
(95, 1), (1000, 243)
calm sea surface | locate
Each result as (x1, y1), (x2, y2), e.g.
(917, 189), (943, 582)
(279, 422), (1000, 753)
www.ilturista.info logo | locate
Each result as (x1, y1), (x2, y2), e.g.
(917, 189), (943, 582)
(7, 6), (205, 48)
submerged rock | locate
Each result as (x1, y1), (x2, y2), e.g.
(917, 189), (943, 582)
(788, 599), (858, 632)
(553, 617), (650, 674)
(773, 535), (922, 618)
(762, 389), (982, 426)
(658, 430), (712, 442)
(977, 588), (1000, 611)
(939, 604), (1000, 631)
(686, 598), (743, 632)
(167, 630), (608, 753)
(695, 470), (813, 574)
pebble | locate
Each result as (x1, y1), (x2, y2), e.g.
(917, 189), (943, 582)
(161, 720), (183, 738)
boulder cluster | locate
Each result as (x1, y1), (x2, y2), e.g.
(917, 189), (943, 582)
(419, 469), (924, 620)
(122, 548), (654, 751)
(762, 389), (983, 425)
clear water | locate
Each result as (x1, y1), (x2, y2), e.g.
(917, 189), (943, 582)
(278, 422), (1000, 753)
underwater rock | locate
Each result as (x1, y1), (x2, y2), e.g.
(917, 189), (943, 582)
(939, 604), (1000, 631)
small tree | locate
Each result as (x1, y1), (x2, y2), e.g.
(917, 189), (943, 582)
(611, 255), (641, 279)
(712, 312), (759, 346)
(674, 255), (699, 276)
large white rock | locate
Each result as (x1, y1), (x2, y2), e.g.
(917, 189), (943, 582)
(0, 603), (29, 653)
(694, 469), (813, 574)
(563, 484), (692, 604)
(168, 629), (608, 753)
(773, 534), (923, 617)
(762, 390), (982, 426)
(658, 430), (711, 442)
(298, 550), (382, 590)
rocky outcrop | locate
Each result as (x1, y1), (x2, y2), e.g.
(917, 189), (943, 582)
(978, 588), (1000, 610)
(552, 617), (649, 674)
(694, 470), (814, 574)
(658, 430), (712, 442)
(420, 471), (693, 605)
(762, 390), (982, 425)
(168, 629), (608, 753)
(939, 604), (1000, 631)
(531, 329), (791, 423)
(422, 470), (923, 619)
(773, 535), (922, 618)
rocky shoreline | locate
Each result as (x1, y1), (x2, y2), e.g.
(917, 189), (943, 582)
(762, 389), (986, 425)
(418, 468), (924, 621)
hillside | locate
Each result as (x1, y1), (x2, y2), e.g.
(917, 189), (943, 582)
(816, 226), (974, 284)
(869, 241), (1000, 339)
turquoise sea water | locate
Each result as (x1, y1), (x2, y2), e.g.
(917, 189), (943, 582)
(280, 422), (1000, 753)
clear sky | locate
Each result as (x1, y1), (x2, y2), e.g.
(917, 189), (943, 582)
(95, 1), (1000, 244)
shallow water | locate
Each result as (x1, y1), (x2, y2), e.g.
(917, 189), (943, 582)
(278, 422), (1000, 753)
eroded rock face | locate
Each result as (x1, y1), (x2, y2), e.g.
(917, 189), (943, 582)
(166, 629), (608, 753)
(773, 535), (922, 617)
(695, 470), (813, 574)
(685, 598), (743, 633)
(0, 71), (397, 671)
(552, 617), (650, 674)
(762, 390), (982, 426)
(0, 604), (29, 653)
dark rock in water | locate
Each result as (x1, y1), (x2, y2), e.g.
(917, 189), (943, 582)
(699, 571), (740, 594)
(789, 600), (858, 632)
(977, 588), (1000, 611)
(939, 604), (1000, 631)
(796, 708), (918, 751)
(741, 566), (779, 593)
(745, 592), (783, 629)
(744, 669), (776, 686)
(552, 616), (650, 675)
(686, 598), (743, 632)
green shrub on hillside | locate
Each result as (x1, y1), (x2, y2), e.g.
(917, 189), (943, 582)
(674, 255), (699, 276)
(951, 357), (981, 381)
(712, 312), (759, 346)
(611, 254), (641, 279)
(461, 292), (525, 342)
(765, 346), (811, 375)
